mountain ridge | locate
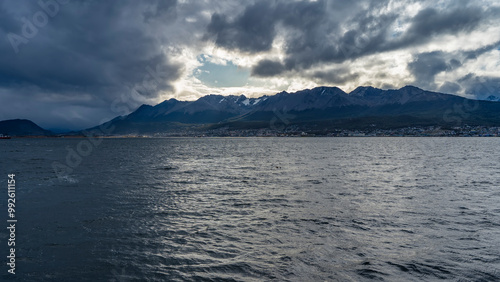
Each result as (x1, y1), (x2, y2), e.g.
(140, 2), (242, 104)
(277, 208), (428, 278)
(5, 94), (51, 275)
(83, 85), (500, 135)
(2, 85), (500, 136)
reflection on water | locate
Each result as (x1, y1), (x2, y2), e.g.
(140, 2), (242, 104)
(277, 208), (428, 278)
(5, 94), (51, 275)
(2, 137), (500, 281)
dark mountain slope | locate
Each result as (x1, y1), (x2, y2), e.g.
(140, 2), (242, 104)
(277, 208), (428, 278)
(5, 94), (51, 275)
(84, 86), (500, 135)
(0, 119), (53, 136)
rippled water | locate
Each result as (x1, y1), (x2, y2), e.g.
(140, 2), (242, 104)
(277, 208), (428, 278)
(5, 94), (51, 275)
(1, 137), (500, 281)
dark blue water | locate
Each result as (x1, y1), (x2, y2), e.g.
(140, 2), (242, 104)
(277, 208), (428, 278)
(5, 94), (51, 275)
(1, 137), (500, 281)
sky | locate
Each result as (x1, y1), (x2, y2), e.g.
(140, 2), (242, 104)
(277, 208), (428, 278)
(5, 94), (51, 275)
(0, 0), (499, 130)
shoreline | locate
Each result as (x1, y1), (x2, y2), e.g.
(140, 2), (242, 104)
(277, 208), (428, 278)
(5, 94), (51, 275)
(5, 135), (500, 139)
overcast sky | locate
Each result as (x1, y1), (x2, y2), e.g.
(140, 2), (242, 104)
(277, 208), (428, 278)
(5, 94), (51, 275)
(1, 0), (499, 130)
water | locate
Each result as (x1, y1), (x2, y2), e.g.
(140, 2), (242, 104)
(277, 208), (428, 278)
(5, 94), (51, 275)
(1, 137), (500, 281)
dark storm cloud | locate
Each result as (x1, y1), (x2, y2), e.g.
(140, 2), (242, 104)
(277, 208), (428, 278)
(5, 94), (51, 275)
(283, 11), (398, 70)
(284, 2), (491, 71)
(143, 0), (177, 23)
(0, 0), (183, 129)
(206, 0), (342, 55)
(408, 41), (500, 92)
(206, 1), (279, 53)
(463, 40), (500, 60)
(205, 0), (494, 77)
(0, 0), (181, 97)
(458, 74), (500, 98)
(407, 51), (449, 89)
(400, 6), (484, 44)
(245, 1), (399, 74)
(206, 0), (354, 72)
(251, 59), (285, 77)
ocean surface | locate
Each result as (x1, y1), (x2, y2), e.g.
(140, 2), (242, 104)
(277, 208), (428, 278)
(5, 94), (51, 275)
(1, 137), (500, 281)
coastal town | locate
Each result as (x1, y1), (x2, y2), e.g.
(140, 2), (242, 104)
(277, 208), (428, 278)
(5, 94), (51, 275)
(146, 125), (500, 138)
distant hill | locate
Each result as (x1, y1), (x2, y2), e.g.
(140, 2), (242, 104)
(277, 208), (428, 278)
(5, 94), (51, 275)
(84, 85), (500, 135)
(485, 95), (500, 102)
(0, 119), (53, 136)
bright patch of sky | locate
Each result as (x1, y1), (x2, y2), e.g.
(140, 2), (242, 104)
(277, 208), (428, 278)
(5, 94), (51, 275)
(194, 55), (250, 87)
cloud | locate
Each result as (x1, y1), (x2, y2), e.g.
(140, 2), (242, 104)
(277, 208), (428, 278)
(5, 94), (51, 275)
(8, 0), (181, 95)
(311, 69), (361, 85)
(205, 0), (397, 72)
(407, 51), (450, 89)
(251, 59), (285, 77)
(408, 42), (500, 93)
(0, 0), (184, 129)
(439, 81), (462, 94)
(458, 74), (500, 98)
(401, 5), (484, 43)
(205, 1), (278, 53)
(207, 0), (497, 79)
(143, 0), (177, 23)
(438, 81), (462, 94)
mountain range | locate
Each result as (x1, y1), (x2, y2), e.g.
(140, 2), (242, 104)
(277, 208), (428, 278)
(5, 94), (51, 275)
(2, 85), (500, 136)
(86, 85), (500, 135)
